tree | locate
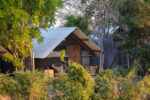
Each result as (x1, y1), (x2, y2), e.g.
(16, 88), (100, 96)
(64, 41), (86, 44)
(116, 0), (150, 75)
(82, 0), (119, 73)
(59, 0), (84, 15)
(64, 14), (91, 35)
(55, 0), (85, 26)
(0, 0), (62, 70)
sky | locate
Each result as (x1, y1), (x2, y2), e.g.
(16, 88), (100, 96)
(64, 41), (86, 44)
(53, 0), (84, 27)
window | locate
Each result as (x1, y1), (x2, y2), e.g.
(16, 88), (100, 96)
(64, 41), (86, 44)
(81, 50), (90, 66)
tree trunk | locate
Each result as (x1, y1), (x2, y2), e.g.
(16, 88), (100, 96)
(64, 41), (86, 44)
(25, 49), (35, 70)
(99, 37), (104, 73)
(127, 54), (130, 68)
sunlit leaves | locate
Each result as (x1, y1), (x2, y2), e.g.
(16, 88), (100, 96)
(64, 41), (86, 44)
(0, 0), (62, 69)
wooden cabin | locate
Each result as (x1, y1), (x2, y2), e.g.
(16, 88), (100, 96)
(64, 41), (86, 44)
(33, 27), (100, 71)
(0, 27), (100, 75)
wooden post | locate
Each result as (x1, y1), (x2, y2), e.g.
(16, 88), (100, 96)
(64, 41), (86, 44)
(32, 52), (35, 70)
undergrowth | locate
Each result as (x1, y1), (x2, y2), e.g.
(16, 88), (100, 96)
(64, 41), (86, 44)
(0, 70), (48, 100)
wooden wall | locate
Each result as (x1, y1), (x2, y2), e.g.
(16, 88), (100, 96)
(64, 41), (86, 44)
(35, 33), (93, 69)
(67, 45), (81, 64)
(54, 34), (92, 65)
(35, 57), (68, 69)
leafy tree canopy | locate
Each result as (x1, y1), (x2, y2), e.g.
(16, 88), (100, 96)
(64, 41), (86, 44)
(0, 0), (62, 70)
(115, 0), (150, 74)
(64, 14), (91, 35)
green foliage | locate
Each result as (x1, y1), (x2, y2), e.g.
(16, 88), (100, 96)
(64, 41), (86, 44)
(115, 0), (150, 74)
(116, 66), (131, 77)
(117, 71), (150, 100)
(52, 61), (150, 100)
(65, 14), (91, 35)
(53, 63), (95, 100)
(60, 49), (65, 62)
(0, 74), (20, 97)
(0, 0), (62, 69)
(91, 70), (118, 100)
(0, 70), (48, 100)
(91, 62), (150, 100)
(3, 52), (24, 69)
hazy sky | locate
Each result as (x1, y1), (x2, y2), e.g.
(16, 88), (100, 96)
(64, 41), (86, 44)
(54, 0), (84, 27)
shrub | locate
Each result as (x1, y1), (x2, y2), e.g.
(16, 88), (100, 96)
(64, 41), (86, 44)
(0, 74), (21, 98)
(15, 70), (48, 100)
(116, 66), (131, 77)
(118, 74), (150, 100)
(91, 69), (119, 100)
(53, 63), (95, 100)
(0, 70), (48, 100)
(117, 61), (150, 100)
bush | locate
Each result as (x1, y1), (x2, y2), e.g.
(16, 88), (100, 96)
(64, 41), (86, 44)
(0, 70), (48, 100)
(0, 74), (20, 98)
(117, 61), (150, 100)
(116, 66), (131, 77)
(118, 74), (150, 100)
(52, 61), (150, 100)
(15, 70), (48, 100)
(91, 69), (119, 100)
(53, 63), (95, 100)
(91, 65), (150, 100)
